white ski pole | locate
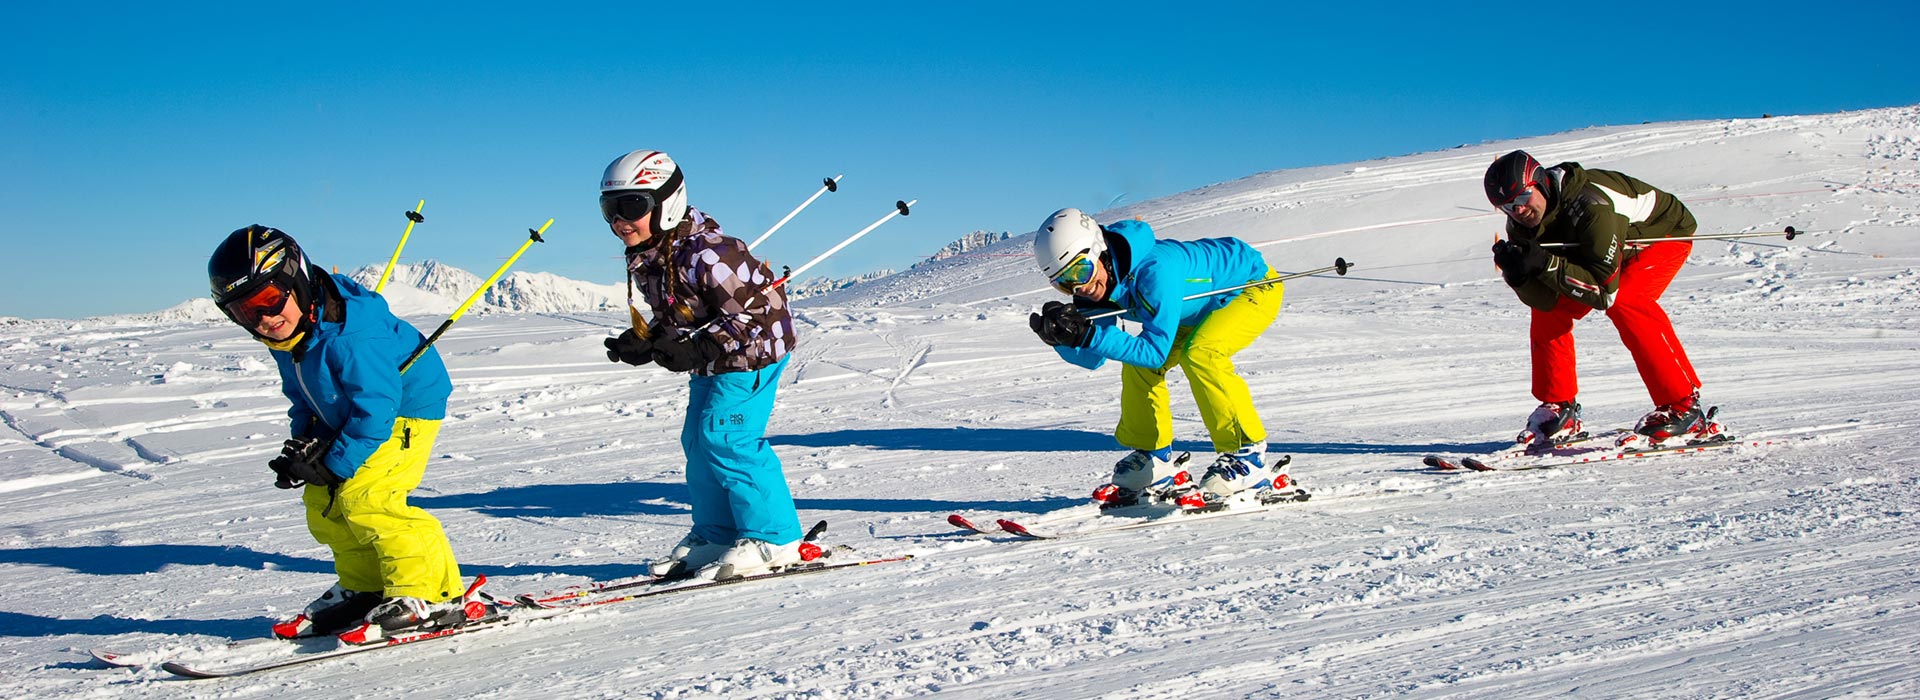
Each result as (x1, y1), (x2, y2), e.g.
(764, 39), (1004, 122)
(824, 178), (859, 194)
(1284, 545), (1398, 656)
(1085, 257), (1352, 321)
(679, 199), (916, 337)
(747, 175), (843, 251)
(773, 199), (914, 285)
(1539, 226), (1804, 249)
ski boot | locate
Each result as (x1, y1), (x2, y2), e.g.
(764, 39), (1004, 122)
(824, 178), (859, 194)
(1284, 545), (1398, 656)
(1623, 391), (1725, 449)
(336, 595), (471, 645)
(1091, 448), (1191, 508)
(1517, 400), (1584, 451)
(647, 531), (730, 579)
(272, 583), (381, 639)
(1185, 448), (1300, 512)
(1198, 443), (1274, 498)
(694, 537), (823, 581)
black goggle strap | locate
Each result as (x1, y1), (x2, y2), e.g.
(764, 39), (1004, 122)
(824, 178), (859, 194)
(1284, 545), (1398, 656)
(602, 167), (685, 222)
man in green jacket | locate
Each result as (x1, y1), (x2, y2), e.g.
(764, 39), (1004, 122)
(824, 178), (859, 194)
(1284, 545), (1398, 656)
(1484, 150), (1722, 449)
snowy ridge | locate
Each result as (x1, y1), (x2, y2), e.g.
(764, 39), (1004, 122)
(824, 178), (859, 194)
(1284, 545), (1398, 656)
(2, 105), (1919, 698)
(346, 261), (624, 316)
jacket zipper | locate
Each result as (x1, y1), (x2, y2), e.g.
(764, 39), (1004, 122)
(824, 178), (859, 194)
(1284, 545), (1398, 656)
(292, 356), (337, 434)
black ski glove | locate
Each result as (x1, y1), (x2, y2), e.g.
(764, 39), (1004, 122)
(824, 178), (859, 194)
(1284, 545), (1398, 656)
(604, 328), (654, 366)
(1491, 237), (1551, 287)
(651, 331), (725, 373)
(1028, 301), (1093, 348)
(269, 435), (343, 489)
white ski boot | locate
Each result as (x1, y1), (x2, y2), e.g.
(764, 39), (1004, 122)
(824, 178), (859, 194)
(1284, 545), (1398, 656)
(695, 538), (806, 581)
(1199, 443), (1279, 498)
(648, 531), (730, 578)
(1092, 449), (1191, 507)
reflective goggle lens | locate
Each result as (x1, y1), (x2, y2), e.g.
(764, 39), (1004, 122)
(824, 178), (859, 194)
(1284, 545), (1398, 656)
(1496, 185), (1535, 214)
(1049, 254), (1095, 293)
(224, 281), (290, 327)
(600, 192), (658, 223)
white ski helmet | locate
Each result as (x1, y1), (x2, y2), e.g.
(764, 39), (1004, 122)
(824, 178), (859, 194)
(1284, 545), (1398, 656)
(1033, 207), (1106, 281)
(599, 149), (689, 238)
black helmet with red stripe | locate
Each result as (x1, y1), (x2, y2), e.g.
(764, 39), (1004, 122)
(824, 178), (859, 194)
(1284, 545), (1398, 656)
(1484, 150), (1551, 208)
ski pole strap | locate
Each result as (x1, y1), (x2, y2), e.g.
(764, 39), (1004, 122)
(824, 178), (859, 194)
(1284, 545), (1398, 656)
(398, 219), (552, 375)
(375, 200), (427, 294)
(1085, 257), (1351, 321)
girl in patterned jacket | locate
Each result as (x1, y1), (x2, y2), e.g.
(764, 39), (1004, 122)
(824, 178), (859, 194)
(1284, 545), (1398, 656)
(597, 149), (808, 581)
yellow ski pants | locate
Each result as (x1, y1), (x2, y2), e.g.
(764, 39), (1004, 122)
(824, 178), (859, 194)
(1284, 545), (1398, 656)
(1116, 275), (1282, 454)
(302, 417), (463, 603)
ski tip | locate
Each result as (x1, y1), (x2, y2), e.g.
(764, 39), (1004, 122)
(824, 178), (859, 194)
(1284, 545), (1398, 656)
(946, 514), (986, 532)
(804, 520), (830, 541)
(160, 661), (224, 679)
(88, 649), (137, 668)
(994, 519), (1044, 538)
(1461, 457), (1495, 472)
(1422, 455), (1458, 470)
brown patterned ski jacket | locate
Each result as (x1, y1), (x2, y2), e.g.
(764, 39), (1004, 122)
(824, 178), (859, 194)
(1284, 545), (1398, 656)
(625, 207), (798, 375)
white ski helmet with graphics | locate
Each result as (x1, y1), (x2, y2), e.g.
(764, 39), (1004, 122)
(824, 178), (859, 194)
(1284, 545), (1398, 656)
(600, 149), (689, 238)
(1033, 207), (1106, 280)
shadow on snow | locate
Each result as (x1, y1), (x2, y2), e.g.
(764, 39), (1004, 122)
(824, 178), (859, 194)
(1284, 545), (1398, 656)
(412, 481), (1078, 519)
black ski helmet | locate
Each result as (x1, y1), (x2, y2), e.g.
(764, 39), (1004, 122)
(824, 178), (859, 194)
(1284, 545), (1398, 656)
(207, 225), (322, 332)
(1484, 150), (1550, 207)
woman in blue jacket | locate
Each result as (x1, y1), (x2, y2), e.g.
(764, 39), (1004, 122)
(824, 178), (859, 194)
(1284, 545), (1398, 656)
(208, 225), (465, 644)
(1029, 208), (1291, 505)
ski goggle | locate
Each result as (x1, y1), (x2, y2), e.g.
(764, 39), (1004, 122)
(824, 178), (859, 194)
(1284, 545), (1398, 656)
(1496, 185), (1538, 214)
(1049, 253), (1096, 294)
(600, 192), (659, 223)
(223, 279), (294, 327)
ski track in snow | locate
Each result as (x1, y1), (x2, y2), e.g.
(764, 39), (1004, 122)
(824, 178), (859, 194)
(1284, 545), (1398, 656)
(3, 106), (1920, 698)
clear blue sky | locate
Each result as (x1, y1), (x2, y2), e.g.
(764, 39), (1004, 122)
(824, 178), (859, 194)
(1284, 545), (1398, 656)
(3, 2), (1915, 318)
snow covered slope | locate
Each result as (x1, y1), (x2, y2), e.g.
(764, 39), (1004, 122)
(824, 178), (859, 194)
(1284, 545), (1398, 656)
(2, 106), (1918, 699)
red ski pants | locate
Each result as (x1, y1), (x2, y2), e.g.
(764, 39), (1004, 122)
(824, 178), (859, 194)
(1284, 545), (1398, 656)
(1530, 241), (1700, 407)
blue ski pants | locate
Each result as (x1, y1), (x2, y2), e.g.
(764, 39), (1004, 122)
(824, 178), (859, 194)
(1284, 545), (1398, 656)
(681, 356), (803, 546)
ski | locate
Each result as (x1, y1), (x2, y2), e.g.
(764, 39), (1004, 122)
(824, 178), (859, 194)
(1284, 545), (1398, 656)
(516, 520), (835, 608)
(88, 649), (144, 668)
(158, 606), (546, 679)
(946, 513), (999, 534)
(1423, 428), (1630, 471)
(992, 487), (1313, 540)
(1465, 436), (1786, 471)
(549, 553), (915, 612)
(131, 544), (907, 678)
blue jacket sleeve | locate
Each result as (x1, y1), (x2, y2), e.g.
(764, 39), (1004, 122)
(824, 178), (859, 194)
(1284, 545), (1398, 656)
(1084, 262), (1183, 369)
(320, 341), (402, 480)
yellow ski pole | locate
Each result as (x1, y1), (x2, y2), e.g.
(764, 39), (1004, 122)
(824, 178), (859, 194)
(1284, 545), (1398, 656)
(399, 218), (552, 374)
(375, 200), (427, 294)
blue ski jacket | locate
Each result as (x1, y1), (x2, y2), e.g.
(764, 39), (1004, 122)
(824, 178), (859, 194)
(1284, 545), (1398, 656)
(1054, 219), (1270, 371)
(273, 274), (452, 480)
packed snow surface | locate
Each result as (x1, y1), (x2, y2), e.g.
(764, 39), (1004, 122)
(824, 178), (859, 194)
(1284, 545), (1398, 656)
(3, 106), (1918, 698)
